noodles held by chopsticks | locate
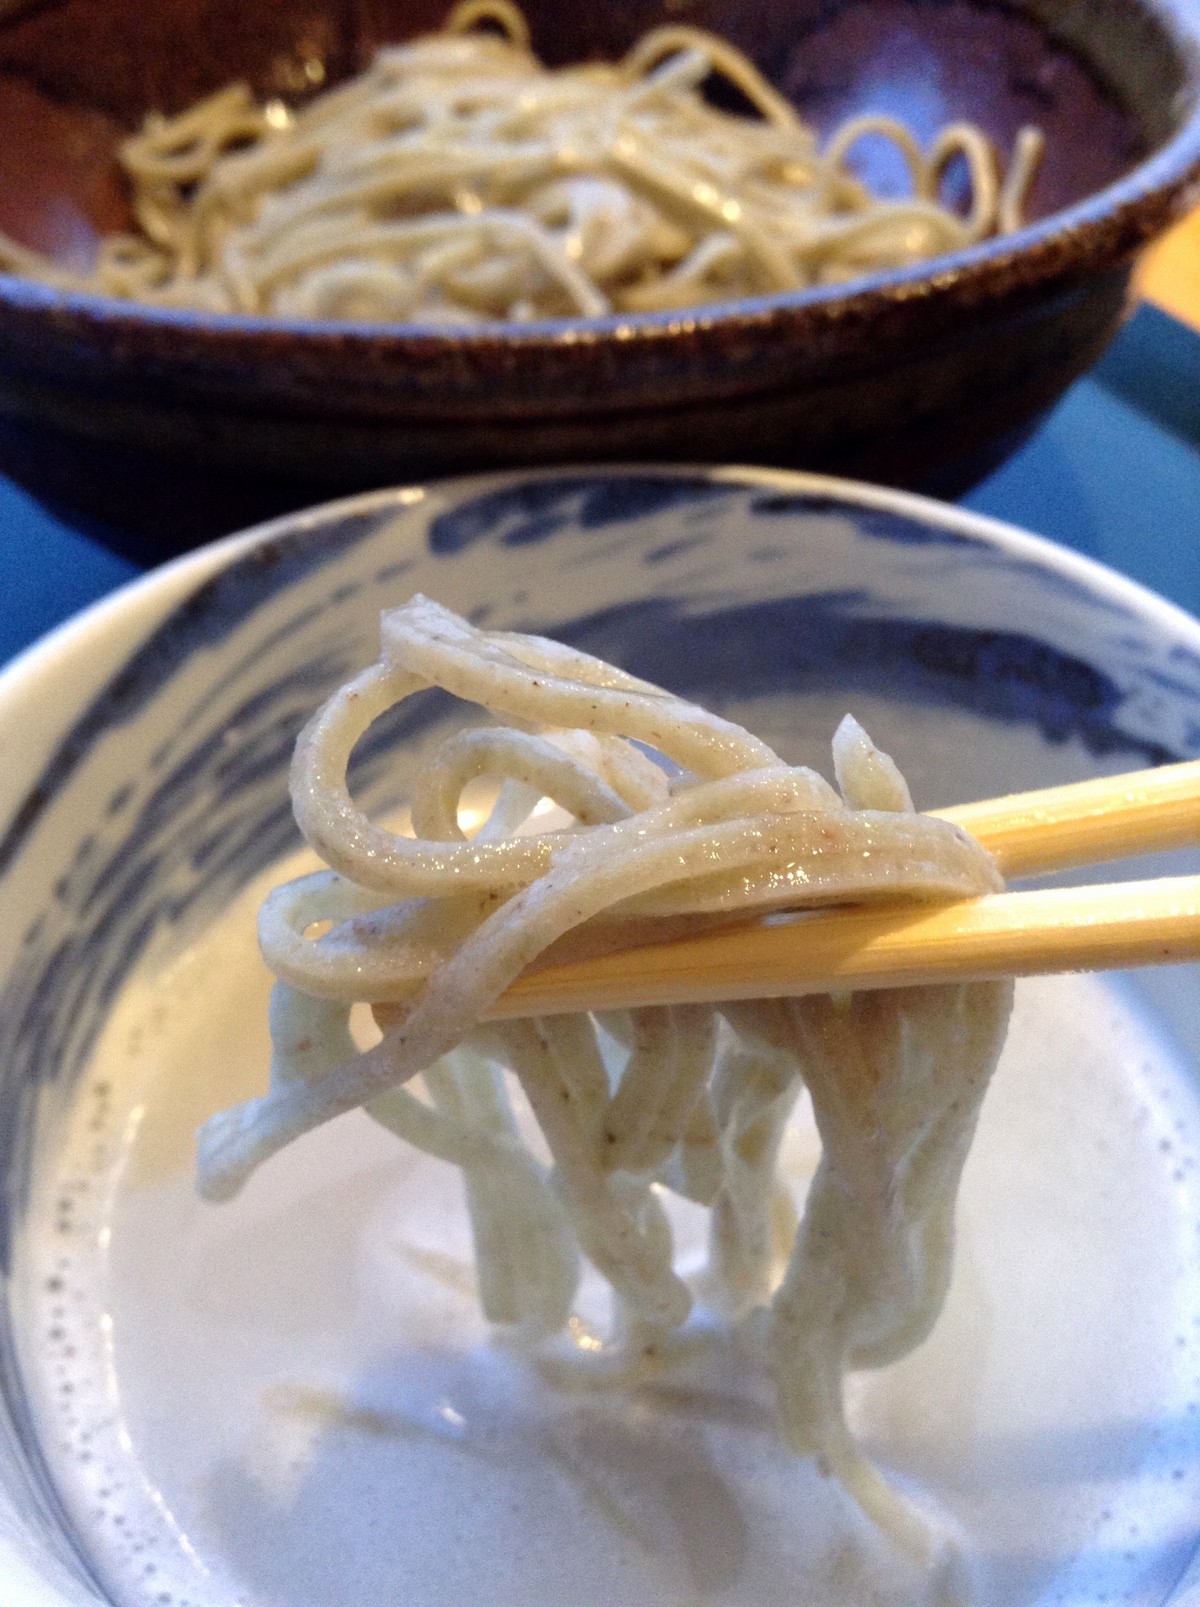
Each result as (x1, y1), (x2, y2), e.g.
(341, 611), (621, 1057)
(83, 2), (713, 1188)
(197, 596), (1013, 1557)
(0, 0), (1043, 321)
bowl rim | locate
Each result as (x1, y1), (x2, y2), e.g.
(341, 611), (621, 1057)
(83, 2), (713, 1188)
(3, 462), (1200, 729)
(0, 3), (1198, 356)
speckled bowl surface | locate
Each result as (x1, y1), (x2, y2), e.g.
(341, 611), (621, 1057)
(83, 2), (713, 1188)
(0, 467), (1198, 1603)
(0, 0), (1197, 551)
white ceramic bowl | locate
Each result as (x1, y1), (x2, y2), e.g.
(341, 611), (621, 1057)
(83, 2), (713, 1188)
(1, 467), (1198, 1607)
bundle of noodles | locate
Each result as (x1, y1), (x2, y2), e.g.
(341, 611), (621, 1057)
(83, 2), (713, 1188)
(0, 0), (1042, 321)
(196, 595), (1013, 1557)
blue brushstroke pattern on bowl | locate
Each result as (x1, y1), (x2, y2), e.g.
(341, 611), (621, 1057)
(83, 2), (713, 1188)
(0, 466), (1197, 1602)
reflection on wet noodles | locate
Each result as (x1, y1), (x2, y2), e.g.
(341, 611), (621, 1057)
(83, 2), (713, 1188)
(0, 0), (1042, 321)
(196, 596), (1014, 1557)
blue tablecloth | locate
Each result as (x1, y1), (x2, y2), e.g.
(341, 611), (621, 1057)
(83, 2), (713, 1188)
(3, 303), (1199, 669)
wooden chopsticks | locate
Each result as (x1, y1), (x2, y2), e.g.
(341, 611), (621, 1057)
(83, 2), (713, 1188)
(933, 758), (1200, 877)
(488, 876), (1199, 1017)
(479, 760), (1200, 1018)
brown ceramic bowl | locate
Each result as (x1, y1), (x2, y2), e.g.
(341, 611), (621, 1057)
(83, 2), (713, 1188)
(0, 0), (1197, 556)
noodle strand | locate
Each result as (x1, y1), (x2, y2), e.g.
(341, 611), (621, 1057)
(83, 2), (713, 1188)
(198, 597), (1013, 1558)
(0, 6), (1042, 321)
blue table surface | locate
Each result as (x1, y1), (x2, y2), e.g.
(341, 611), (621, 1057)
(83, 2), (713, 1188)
(3, 302), (1199, 670)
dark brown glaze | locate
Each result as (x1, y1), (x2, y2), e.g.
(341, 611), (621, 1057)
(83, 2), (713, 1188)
(0, 0), (1193, 552)
(769, 0), (1146, 220)
(0, 77), (128, 259)
(0, 0), (360, 121)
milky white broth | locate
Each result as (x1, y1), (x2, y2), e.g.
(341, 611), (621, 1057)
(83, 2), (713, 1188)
(14, 849), (1200, 1607)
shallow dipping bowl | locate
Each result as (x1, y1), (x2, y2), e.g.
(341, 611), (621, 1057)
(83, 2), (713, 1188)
(0, 468), (1199, 1602)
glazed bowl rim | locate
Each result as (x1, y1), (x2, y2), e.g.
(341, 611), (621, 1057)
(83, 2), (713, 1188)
(4, 462), (1200, 728)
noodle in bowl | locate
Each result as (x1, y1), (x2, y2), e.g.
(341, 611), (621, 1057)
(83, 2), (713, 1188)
(0, 0), (1197, 538)
(0, 1), (1043, 323)
(0, 467), (1199, 1606)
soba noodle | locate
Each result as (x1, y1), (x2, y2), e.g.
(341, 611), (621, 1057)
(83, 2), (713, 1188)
(196, 596), (1014, 1557)
(0, 0), (1043, 321)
